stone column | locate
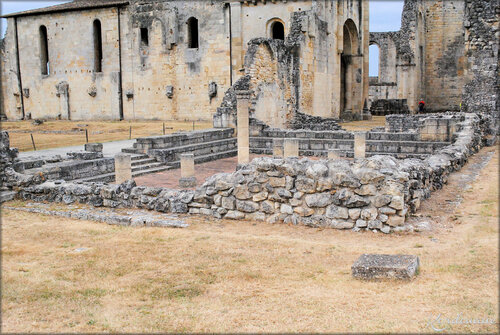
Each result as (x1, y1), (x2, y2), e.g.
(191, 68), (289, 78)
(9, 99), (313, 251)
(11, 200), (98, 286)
(115, 153), (132, 184)
(236, 90), (251, 164)
(328, 149), (341, 159)
(179, 153), (197, 188)
(354, 132), (366, 158)
(273, 138), (283, 157)
(284, 138), (299, 158)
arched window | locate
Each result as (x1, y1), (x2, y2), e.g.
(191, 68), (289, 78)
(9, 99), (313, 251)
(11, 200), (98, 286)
(140, 27), (149, 47)
(39, 25), (49, 75)
(187, 17), (199, 48)
(369, 44), (380, 78)
(93, 20), (103, 72)
(271, 21), (285, 40)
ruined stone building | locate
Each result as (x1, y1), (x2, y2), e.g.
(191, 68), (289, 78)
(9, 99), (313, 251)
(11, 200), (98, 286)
(0, 0), (370, 125)
(369, 0), (499, 116)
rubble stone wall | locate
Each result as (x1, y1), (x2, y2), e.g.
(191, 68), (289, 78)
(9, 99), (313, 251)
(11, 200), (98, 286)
(6, 112), (489, 233)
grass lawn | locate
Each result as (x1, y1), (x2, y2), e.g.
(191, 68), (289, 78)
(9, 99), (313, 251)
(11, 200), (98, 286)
(1, 134), (497, 334)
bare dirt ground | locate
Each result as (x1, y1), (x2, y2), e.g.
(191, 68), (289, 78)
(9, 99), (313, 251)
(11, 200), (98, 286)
(339, 116), (386, 131)
(1, 146), (498, 333)
(0, 120), (212, 152)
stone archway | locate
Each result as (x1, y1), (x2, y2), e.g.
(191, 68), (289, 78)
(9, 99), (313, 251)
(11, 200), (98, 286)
(340, 19), (361, 119)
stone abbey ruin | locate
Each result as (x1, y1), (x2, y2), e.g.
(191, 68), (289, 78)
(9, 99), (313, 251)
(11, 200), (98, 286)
(0, 0), (498, 234)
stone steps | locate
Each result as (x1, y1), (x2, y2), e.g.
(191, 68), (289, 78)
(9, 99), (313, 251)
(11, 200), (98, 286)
(167, 149), (238, 168)
(131, 158), (157, 166)
(71, 153), (170, 183)
(131, 161), (166, 172)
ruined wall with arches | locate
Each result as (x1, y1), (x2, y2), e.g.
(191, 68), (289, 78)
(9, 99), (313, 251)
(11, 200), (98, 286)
(368, 0), (467, 114)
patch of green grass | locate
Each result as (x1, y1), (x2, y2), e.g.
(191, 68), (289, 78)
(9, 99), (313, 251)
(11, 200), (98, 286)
(195, 236), (210, 241)
(150, 284), (204, 300)
(76, 288), (107, 298)
(414, 243), (424, 248)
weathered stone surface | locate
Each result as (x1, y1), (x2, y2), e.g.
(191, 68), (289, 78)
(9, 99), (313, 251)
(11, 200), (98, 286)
(221, 196), (235, 210)
(355, 219), (367, 228)
(236, 200), (259, 213)
(348, 208), (361, 220)
(345, 195), (370, 208)
(252, 191), (268, 202)
(389, 195), (405, 210)
(361, 207), (378, 221)
(305, 192), (332, 208)
(234, 185), (252, 200)
(257, 200), (273, 214)
(294, 206), (314, 217)
(295, 177), (316, 193)
(280, 204), (293, 215)
(373, 195), (392, 208)
(354, 184), (377, 196)
(325, 205), (349, 219)
(225, 210), (245, 220)
(352, 254), (420, 280)
(386, 215), (405, 227)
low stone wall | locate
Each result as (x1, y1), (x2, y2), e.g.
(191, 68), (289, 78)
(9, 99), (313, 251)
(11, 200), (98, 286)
(127, 128), (235, 153)
(386, 113), (463, 136)
(250, 127), (450, 159)
(3, 113), (490, 233)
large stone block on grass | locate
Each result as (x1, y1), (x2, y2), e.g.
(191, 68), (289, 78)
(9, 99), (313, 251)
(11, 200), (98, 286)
(351, 254), (420, 280)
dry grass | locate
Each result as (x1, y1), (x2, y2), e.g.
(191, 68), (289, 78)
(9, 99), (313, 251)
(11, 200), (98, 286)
(1, 149), (498, 333)
(340, 116), (386, 131)
(0, 120), (212, 152)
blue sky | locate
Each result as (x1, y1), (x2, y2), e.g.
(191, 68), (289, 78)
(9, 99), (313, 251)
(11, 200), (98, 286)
(0, 0), (404, 76)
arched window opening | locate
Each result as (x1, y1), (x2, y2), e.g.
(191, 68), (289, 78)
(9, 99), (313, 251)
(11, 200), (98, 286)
(271, 21), (285, 40)
(93, 20), (103, 72)
(187, 17), (199, 49)
(369, 44), (380, 79)
(39, 25), (49, 75)
(140, 27), (149, 47)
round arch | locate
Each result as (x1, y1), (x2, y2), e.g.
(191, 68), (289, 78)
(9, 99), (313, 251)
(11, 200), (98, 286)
(267, 18), (285, 40)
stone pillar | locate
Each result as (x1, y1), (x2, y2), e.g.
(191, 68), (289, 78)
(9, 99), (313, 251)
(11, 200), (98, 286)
(273, 138), (283, 157)
(354, 132), (366, 158)
(328, 149), (341, 159)
(236, 90), (251, 165)
(284, 138), (299, 158)
(115, 153), (132, 184)
(179, 153), (197, 188)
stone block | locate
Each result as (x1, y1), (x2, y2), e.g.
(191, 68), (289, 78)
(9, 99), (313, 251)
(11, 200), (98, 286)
(84, 143), (103, 152)
(273, 138), (284, 157)
(352, 254), (420, 280)
(114, 153), (132, 184)
(284, 138), (299, 158)
(328, 149), (341, 159)
(354, 132), (366, 158)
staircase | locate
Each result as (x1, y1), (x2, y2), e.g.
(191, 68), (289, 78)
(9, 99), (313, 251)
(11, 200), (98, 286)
(122, 128), (237, 167)
(73, 154), (172, 183)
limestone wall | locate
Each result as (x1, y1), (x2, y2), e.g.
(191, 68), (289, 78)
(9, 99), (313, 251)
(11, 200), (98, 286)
(15, 7), (122, 120)
(424, 1), (466, 112)
(462, 0), (499, 135)
(121, 1), (230, 121)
